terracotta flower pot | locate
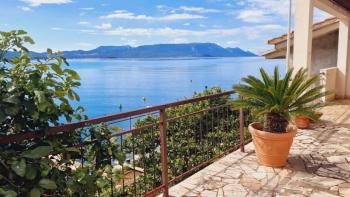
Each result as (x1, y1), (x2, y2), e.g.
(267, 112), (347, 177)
(248, 123), (297, 167)
(295, 115), (310, 129)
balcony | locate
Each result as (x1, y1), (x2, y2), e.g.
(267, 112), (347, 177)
(168, 100), (350, 197)
(2, 90), (251, 196)
(3, 90), (350, 196)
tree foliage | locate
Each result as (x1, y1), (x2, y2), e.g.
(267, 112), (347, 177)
(0, 30), (252, 196)
(0, 30), (118, 196)
(122, 87), (252, 195)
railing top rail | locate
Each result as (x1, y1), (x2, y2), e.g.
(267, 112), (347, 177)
(0, 90), (235, 144)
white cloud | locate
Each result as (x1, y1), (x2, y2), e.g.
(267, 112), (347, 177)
(104, 27), (238, 37)
(179, 6), (221, 14)
(80, 29), (95, 33)
(77, 21), (90, 25)
(126, 39), (138, 46)
(80, 7), (94, 11)
(183, 22), (191, 26)
(95, 23), (112, 30)
(21, 0), (72, 7)
(238, 0), (333, 23)
(101, 10), (206, 21)
(156, 5), (172, 13)
(244, 0), (290, 18)
(243, 24), (284, 40)
(235, 0), (291, 24)
(51, 27), (63, 31)
(102, 25), (282, 38)
(172, 38), (188, 43)
(237, 9), (271, 23)
(20, 6), (32, 11)
(226, 40), (240, 46)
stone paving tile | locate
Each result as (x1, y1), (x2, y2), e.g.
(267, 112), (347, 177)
(167, 101), (350, 197)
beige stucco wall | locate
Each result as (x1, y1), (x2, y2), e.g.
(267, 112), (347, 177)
(311, 31), (339, 75)
(289, 30), (339, 76)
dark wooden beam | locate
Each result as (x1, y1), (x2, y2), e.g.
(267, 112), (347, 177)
(332, 0), (350, 11)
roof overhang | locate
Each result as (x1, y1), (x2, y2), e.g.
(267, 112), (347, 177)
(262, 17), (339, 59)
(267, 17), (338, 45)
(261, 49), (286, 59)
(314, 0), (350, 19)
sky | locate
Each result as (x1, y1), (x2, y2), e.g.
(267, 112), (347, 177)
(0, 0), (332, 53)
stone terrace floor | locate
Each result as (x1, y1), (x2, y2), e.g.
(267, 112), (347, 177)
(168, 100), (350, 197)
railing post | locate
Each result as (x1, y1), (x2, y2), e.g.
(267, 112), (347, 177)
(159, 109), (169, 197)
(239, 108), (245, 153)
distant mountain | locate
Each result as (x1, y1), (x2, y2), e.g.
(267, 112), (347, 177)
(7, 43), (257, 59)
(225, 47), (257, 57)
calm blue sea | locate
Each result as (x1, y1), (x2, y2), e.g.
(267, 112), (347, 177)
(69, 57), (284, 118)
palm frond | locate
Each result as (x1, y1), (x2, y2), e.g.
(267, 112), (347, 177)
(231, 99), (265, 110)
(259, 67), (273, 87)
(273, 66), (279, 90)
(233, 66), (326, 121)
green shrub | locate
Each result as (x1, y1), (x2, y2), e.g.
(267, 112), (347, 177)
(0, 30), (87, 196)
(123, 87), (252, 195)
(0, 30), (251, 196)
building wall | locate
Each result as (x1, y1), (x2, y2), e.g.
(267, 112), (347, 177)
(287, 31), (338, 76)
(310, 30), (339, 75)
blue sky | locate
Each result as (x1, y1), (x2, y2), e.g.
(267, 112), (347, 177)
(0, 0), (331, 53)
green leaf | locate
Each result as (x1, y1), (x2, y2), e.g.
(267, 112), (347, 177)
(30, 188), (41, 197)
(72, 91), (80, 101)
(115, 152), (126, 165)
(0, 189), (17, 197)
(4, 106), (20, 116)
(3, 95), (20, 104)
(22, 146), (52, 159)
(40, 160), (51, 177)
(38, 179), (57, 190)
(64, 69), (80, 80)
(25, 164), (37, 180)
(34, 91), (45, 104)
(111, 125), (120, 132)
(24, 36), (34, 44)
(96, 178), (109, 189)
(11, 158), (26, 177)
(0, 110), (6, 123)
(62, 58), (69, 66)
(73, 113), (82, 120)
(51, 64), (63, 75)
(46, 48), (53, 54)
(54, 90), (65, 97)
(67, 90), (74, 100)
(17, 30), (27, 35)
(76, 105), (85, 112)
(65, 147), (80, 153)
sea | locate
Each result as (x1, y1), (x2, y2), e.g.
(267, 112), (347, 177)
(68, 57), (284, 118)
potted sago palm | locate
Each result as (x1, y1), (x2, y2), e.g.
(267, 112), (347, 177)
(295, 110), (323, 129)
(232, 67), (327, 167)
